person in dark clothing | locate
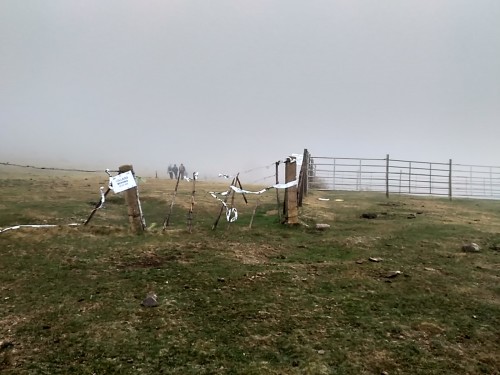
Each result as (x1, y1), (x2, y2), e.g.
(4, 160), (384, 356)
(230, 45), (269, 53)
(172, 164), (179, 179)
(179, 163), (186, 180)
(168, 164), (174, 179)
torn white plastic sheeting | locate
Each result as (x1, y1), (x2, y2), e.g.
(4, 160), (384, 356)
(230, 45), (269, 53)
(230, 186), (267, 195)
(98, 186), (106, 209)
(184, 172), (199, 182)
(209, 179), (298, 222)
(218, 173), (232, 179)
(229, 179), (298, 195)
(209, 192), (238, 222)
(0, 223), (80, 234)
(226, 207), (238, 222)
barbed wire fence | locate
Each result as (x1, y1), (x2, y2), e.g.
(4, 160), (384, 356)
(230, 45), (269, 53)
(0, 158), (303, 232)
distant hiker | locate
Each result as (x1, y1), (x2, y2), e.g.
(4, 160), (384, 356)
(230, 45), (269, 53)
(168, 164), (174, 179)
(172, 164), (179, 179)
(179, 163), (186, 180)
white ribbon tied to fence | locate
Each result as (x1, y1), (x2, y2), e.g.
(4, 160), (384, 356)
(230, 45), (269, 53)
(209, 179), (298, 222)
(229, 179), (298, 195)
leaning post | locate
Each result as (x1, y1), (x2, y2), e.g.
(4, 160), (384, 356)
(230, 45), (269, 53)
(119, 165), (145, 234)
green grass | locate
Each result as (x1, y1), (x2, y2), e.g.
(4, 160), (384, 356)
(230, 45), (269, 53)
(0, 170), (499, 374)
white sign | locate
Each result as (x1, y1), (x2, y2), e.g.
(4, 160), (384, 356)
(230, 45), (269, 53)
(109, 171), (137, 193)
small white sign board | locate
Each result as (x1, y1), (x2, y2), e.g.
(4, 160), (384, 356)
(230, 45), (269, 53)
(109, 171), (137, 193)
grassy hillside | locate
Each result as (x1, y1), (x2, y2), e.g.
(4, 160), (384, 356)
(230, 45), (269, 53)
(1, 169), (499, 374)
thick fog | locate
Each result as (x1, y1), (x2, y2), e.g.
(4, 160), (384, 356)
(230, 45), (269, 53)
(1, 1), (499, 183)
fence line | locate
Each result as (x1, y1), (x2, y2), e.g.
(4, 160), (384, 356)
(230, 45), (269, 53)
(307, 154), (500, 200)
(0, 161), (105, 173)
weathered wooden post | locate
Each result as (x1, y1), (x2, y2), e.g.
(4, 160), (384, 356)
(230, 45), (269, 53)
(303, 149), (309, 197)
(119, 165), (145, 234)
(275, 161), (282, 222)
(298, 148), (309, 207)
(284, 157), (299, 225)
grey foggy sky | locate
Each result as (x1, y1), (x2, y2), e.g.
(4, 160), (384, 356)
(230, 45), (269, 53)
(1, 1), (499, 182)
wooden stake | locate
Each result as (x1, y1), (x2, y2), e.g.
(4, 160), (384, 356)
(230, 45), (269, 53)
(248, 196), (261, 229)
(163, 170), (182, 230)
(226, 186), (237, 230)
(236, 176), (248, 205)
(212, 175), (236, 230)
(83, 187), (111, 226)
(187, 173), (197, 233)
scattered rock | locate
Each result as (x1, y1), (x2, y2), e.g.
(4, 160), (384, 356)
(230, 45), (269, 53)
(462, 243), (480, 252)
(489, 244), (500, 251)
(424, 267), (437, 272)
(0, 340), (14, 367)
(217, 277), (226, 283)
(369, 257), (383, 262)
(356, 260), (365, 264)
(407, 213), (417, 219)
(385, 271), (402, 278)
(141, 293), (158, 307)
(317, 349), (325, 355)
(0, 341), (14, 352)
(315, 223), (330, 230)
(361, 213), (378, 219)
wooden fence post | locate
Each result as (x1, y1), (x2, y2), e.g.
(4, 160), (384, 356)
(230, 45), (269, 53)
(385, 154), (390, 198)
(119, 165), (145, 234)
(275, 162), (282, 222)
(304, 149), (309, 196)
(284, 157), (299, 225)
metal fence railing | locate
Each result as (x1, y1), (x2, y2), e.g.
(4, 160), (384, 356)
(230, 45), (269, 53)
(307, 155), (500, 200)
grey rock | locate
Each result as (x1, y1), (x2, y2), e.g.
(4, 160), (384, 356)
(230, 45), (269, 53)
(315, 223), (331, 230)
(141, 293), (158, 307)
(385, 271), (402, 278)
(462, 243), (480, 252)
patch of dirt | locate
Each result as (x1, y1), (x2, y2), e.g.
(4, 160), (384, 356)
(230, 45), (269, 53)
(225, 242), (281, 264)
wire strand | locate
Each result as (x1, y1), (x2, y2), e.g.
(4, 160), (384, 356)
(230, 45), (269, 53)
(0, 162), (105, 173)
